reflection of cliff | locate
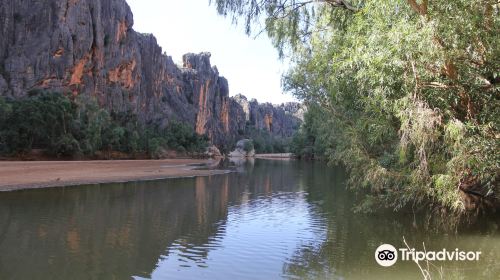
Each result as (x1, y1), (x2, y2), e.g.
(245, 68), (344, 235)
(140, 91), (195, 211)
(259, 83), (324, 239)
(0, 160), (305, 279)
(0, 177), (230, 279)
(5, 161), (498, 279)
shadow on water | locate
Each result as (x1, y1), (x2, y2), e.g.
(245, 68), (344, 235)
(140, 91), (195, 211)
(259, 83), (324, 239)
(283, 161), (500, 280)
(0, 159), (498, 280)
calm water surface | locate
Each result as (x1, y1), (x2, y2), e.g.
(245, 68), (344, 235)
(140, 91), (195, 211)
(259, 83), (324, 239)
(0, 160), (499, 279)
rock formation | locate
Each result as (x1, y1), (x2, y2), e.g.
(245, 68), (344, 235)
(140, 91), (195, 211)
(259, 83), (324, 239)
(229, 139), (255, 158)
(232, 94), (304, 138)
(0, 0), (301, 150)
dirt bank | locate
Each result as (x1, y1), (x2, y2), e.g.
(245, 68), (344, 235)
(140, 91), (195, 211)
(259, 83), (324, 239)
(0, 159), (228, 191)
(255, 153), (294, 160)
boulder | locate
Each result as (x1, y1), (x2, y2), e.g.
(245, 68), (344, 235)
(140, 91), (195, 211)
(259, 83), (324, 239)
(229, 139), (255, 158)
(205, 145), (222, 158)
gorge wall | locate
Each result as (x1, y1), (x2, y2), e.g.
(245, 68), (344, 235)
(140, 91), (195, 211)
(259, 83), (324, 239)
(0, 0), (301, 150)
(232, 94), (304, 138)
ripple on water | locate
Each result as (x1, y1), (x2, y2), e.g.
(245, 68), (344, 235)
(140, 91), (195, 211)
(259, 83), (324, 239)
(150, 189), (329, 280)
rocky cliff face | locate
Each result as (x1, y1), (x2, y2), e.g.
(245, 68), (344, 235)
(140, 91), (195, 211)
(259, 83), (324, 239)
(232, 94), (304, 138)
(0, 0), (300, 149)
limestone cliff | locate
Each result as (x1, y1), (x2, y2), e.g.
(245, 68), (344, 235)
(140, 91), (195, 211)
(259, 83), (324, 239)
(0, 0), (300, 150)
(232, 94), (304, 138)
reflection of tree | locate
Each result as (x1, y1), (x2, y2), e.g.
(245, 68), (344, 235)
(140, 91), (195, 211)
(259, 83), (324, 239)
(1, 160), (499, 279)
(0, 204), (12, 278)
(0, 204), (12, 245)
(282, 162), (500, 280)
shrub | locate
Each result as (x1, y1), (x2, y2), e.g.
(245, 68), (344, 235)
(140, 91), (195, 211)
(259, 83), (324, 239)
(243, 140), (254, 153)
(0, 92), (209, 158)
(52, 134), (81, 157)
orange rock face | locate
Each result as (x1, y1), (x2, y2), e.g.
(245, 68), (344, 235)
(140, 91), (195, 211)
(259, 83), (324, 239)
(69, 55), (89, 86)
(0, 1), (301, 151)
(116, 20), (128, 43)
(196, 80), (211, 135)
(264, 114), (273, 132)
(221, 98), (230, 133)
(108, 60), (137, 89)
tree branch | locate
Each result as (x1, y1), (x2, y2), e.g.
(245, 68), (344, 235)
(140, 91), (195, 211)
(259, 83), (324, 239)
(323, 0), (359, 12)
(407, 0), (428, 16)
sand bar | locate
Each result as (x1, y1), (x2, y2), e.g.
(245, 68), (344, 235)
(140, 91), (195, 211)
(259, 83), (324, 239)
(0, 159), (227, 191)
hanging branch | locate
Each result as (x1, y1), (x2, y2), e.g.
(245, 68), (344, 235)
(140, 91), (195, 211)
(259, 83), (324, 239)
(322, 0), (359, 12)
(407, 0), (428, 16)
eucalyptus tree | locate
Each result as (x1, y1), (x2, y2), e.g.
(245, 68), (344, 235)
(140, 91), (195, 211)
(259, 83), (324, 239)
(211, 0), (500, 217)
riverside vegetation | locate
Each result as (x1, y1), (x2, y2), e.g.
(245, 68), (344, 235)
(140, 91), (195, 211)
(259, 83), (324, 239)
(0, 0), (497, 223)
(0, 92), (208, 159)
(0, 91), (291, 158)
(212, 0), (499, 220)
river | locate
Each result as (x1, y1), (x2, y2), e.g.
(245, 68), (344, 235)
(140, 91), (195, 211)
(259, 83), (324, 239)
(0, 159), (498, 279)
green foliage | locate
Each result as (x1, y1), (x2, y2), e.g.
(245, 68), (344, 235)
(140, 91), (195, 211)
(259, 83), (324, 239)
(0, 92), (208, 158)
(243, 140), (254, 153)
(53, 134), (81, 157)
(244, 125), (290, 153)
(290, 104), (329, 159)
(163, 120), (209, 153)
(141, 120), (209, 158)
(210, 0), (363, 57)
(0, 97), (12, 153)
(214, 0), (500, 215)
(147, 137), (164, 158)
(0, 92), (76, 155)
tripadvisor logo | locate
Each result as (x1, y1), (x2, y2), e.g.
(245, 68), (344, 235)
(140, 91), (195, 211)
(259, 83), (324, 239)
(375, 244), (398, 267)
(375, 243), (482, 267)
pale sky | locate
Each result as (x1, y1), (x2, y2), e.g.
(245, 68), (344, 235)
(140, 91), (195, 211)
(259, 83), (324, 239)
(126, 0), (296, 104)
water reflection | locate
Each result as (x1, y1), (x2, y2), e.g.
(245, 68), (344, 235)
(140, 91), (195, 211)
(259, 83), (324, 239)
(0, 160), (498, 280)
(284, 162), (500, 280)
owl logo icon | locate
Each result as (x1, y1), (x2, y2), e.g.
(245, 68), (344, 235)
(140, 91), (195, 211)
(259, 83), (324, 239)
(375, 244), (398, 267)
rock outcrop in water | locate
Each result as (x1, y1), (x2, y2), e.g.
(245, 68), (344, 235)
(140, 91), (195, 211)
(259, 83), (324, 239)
(0, 0), (301, 150)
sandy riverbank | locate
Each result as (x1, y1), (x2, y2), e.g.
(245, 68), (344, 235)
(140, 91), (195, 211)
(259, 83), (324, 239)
(0, 159), (228, 191)
(255, 153), (294, 160)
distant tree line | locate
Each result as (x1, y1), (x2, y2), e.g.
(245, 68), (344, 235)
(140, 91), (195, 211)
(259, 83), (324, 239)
(244, 124), (291, 154)
(0, 91), (208, 158)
